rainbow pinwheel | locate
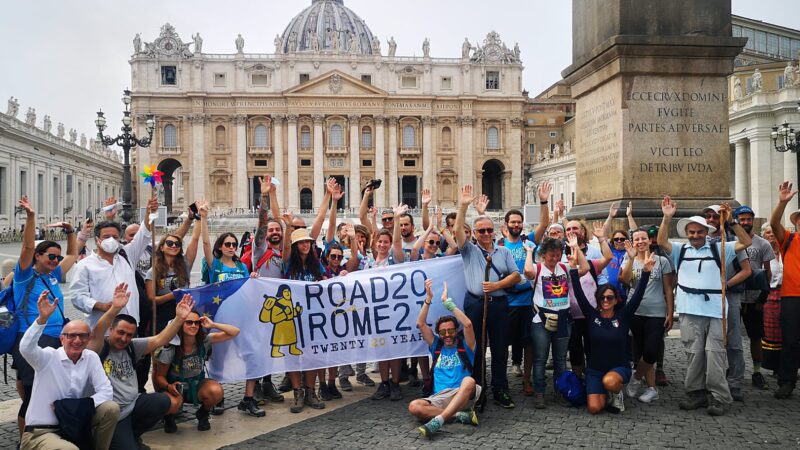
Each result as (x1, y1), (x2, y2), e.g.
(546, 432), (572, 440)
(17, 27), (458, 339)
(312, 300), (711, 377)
(139, 164), (164, 187)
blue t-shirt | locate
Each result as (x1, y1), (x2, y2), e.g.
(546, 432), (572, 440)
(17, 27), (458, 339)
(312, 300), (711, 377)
(13, 262), (65, 337)
(430, 335), (475, 394)
(601, 248), (627, 293)
(211, 258), (248, 283)
(284, 260), (326, 282)
(501, 238), (534, 307)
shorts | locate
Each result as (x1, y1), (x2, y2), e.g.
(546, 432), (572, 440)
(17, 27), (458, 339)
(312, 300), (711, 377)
(508, 305), (533, 347)
(630, 315), (666, 365)
(741, 303), (764, 341)
(585, 367), (631, 395)
(12, 332), (61, 386)
(422, 384), (482, 410)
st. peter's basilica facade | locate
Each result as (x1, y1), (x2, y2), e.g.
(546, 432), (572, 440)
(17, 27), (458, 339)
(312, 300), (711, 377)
(130, 0), (524, 214)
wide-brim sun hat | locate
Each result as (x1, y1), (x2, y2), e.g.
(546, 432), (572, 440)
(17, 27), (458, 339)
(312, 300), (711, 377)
(676, 215), (717, 238)
(291, 228), (315, 245)
(703, 204), (720, 215)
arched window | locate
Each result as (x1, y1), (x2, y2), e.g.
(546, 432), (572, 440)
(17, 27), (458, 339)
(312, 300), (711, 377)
(301, 126), (311, 148)
(361, 126), (372, 148)
(487, 126), (499, 149)
(441, 127), (452, 148)
(330, 124), (343, 146)
(254, 124), (268, 147)
(163, 124), (177, 147)
(215, 125), (226, 149)
(403, 125), (415, 148)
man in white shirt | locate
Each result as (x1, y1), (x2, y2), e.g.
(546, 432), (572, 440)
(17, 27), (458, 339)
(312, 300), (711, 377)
(70, 197), (157, 329)
(20, 292), (119, 450)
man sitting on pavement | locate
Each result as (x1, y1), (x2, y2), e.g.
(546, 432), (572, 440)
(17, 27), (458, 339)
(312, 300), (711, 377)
(87, 282), (195, 450)
(20, 292), (119, 450)
(409, 280), (479, 439)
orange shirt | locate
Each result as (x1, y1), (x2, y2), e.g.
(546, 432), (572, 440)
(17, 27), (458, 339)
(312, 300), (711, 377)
(780, 232), (800, 297)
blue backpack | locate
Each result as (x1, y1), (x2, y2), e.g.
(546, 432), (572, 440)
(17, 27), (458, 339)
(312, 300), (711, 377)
(555, 370), (586, 406)
(1, 279), (38, 384)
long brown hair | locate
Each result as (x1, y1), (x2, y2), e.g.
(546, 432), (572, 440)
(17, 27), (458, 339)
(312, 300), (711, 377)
(152, 234), (190, 288)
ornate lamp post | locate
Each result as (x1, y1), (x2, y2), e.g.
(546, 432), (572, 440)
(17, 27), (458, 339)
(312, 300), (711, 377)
(95, 89), (155, 225)
(772, 102), (800, 210)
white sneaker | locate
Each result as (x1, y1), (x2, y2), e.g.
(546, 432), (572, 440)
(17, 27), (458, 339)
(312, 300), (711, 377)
(625, 376), (642, 398)
(638, 387), (659, 403)
(611, 390), (625, 412)
(511, 364), (522, 377)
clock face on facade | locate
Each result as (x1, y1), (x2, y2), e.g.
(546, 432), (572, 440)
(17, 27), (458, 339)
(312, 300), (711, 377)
(485, 44), (501, 62)
(159, 37), (178, 55)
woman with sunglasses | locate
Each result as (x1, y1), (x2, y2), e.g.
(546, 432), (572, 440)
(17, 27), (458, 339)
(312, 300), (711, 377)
(154, 310), (240, 432)
(200, 201), (249, 284)
(10, 195), (88, 438)
(568, 241), (654, 414)
(410, 210), (458, 262)
(146, 222), (202, 333)
(619, 227), (674, 404)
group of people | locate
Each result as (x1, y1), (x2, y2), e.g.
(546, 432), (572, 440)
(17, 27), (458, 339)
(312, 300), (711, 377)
(4, 174), (800, 447)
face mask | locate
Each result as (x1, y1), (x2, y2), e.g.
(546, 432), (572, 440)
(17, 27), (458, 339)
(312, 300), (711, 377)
(100, 237), (120, 254)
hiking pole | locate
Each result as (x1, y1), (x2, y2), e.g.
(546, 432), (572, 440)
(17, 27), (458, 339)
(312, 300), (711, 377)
(479, 255), (492, 412)
(151, 208), (157, 338)
(720, 217), (727, 346)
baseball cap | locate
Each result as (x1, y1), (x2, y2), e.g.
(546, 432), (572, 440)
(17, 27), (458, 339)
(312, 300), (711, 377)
(676, 216), (717, 238)
(734, 205), (754, 217)
(703, 205), (720, 215)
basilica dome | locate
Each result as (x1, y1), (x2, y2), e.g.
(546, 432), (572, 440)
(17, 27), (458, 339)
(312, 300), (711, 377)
(278, 0), (377, 55)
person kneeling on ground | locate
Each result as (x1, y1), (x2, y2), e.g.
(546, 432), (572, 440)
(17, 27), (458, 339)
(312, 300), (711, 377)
(409, 280), (480, 439)
(153, 310), (240, 432)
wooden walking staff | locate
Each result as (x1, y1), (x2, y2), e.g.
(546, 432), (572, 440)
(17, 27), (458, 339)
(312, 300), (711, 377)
(720, 208), (728, 346)
(140, 164), (164, 336)
(478, 255), (492, 412)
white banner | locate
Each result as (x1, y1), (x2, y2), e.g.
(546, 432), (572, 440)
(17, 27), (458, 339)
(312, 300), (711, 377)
(180, 256), (467, 383)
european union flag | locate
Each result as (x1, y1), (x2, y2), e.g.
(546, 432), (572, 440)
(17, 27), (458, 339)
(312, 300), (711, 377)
(173, 277), (249, 320)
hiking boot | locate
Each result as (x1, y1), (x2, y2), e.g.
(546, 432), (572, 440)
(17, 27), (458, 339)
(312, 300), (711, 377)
(775, 383), (794, 399)
(262, 380), (285, 402)
(253, 381), (265, 403)
(327, 380), (343, 399)
(195, 407), (211, 431)
(625, 376), (643, 398)
(304, 387), (326, 409)
(679, 391), (709, 410)
(493, 389), (515, 409)
(707, 397), (726, 416)
(534, 393), (546, 409)
(290, 388), (305, 413)
(730, 387), (744, 402)
(418, 417), (443, 439)
(389, 381), (403, 401)
(655, 369), (669, 387)
(278, 375), (292, 393)
(356, 373), (375, 387)
(237, 397), (266, 417)
(339, 377), (353, 391)
(511, 364), (522, 377)
(211, 399), (225, 415)
(318, 381), (333, 401)
(455, 409), (479, 426)
(752, 372), (768, 390)
(638, 387), (659, 404)
(163, 414), (177, 433)
(372, 381), (391, 400)
(605, 391), (624, 414)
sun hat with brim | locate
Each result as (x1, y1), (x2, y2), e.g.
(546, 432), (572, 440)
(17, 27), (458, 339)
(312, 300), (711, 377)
(790, 209), (800, 225)
(677, 216), (717, 238)
(703, 205), (720, 215)
(291, 228), (315, 245)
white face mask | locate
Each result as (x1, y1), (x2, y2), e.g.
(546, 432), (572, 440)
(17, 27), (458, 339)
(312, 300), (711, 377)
(100, 237), (120, 254)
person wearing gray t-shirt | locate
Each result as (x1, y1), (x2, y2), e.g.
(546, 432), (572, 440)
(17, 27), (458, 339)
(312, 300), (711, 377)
(87, 284), (195, 447)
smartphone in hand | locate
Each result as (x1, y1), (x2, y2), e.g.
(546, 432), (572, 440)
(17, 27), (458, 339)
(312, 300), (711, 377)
(189, 202), (201, 220)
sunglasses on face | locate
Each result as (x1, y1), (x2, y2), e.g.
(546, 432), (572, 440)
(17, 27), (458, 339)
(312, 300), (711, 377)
(705, 214), (719, 220)
(328, 254), (343, 261)
(612, 237), (627, 243)
(164, 239), (182, 248)
(42, 253), (64, 262)
(184, 320), (202, 326)
(426, 240), (440, 246)
(439, 328), (457, 336)
(222, 242), (237, 248)
(62, 332), (90, 341)
(601, 295), (616, 301)
(475, 228), (494, 235)
(381, 217), (394, 223)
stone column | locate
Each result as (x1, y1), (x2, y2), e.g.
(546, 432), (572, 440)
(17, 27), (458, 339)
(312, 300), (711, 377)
(422, 116), (434, 194)
(313, 115), (325, 205)
(748, 136), (772, 218)
(374, 115), (386, 208)
(387, 116), (399, 205)
(272, 115), (285, 206)
(460, 117), (474, 188)
(734, 139), (749, 205)
(233, 114), (248, 208)
(348, 115), (361, 208)
(287, 114), (299, 210)
(509, 118), (523, 207)
(189, 114), (206, 201)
